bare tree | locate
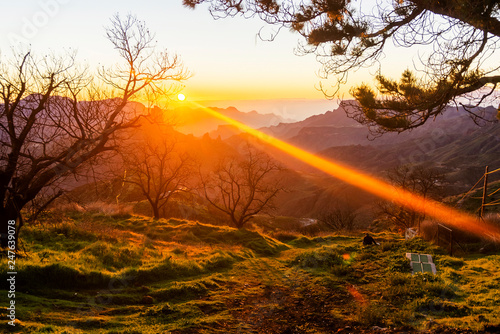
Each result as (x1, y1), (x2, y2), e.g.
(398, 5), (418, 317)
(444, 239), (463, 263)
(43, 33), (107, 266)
(378, 165), (445, 231)
(0, 14), (188, 247)
(201, 144), (283, 229)
(318, 202), (358, 232)
(185, 0), (500, 133)
(120, 119), (193, 220)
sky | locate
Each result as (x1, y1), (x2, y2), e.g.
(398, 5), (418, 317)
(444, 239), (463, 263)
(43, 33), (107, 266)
(0, 0), (414, 119)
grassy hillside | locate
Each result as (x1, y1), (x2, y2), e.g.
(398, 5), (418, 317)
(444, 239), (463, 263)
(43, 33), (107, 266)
(1, 212), (500, 333)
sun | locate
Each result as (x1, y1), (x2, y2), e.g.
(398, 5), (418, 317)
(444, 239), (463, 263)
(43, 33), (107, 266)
(177, 93), (186, 101)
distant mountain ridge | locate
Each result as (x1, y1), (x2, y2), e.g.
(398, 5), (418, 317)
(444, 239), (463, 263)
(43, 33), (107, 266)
(171, 105), (288, 136)
(260, 101), (499, 152)
(219, 101), (500, 195)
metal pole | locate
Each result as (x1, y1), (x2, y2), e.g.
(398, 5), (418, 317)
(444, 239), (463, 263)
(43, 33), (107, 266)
(480, 166), (489, 218)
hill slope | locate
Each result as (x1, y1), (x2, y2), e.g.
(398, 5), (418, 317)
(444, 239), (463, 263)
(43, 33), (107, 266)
(2, 212), (499, 333)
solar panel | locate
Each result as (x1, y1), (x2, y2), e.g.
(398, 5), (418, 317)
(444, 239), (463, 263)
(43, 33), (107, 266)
(405, 253), (436, 275)
(420, 254), (430, 263)
(422, 263), (434, 273)
(412, 262), (422, 272)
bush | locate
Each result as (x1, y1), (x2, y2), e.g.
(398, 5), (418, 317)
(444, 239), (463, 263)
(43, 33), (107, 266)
(291, 248), (343, 270)
(415, 298), (471, 317)
(356, 302), (386, 327)
(436, 256), (465, 269)
(388, 272), (412, 286)
(387, 255), (412, 273)
(383, 273), (457, 306)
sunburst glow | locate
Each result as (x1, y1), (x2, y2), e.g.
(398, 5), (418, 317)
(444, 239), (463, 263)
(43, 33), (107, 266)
(190, 101), (500, 241)
(177, 93), (186, 101)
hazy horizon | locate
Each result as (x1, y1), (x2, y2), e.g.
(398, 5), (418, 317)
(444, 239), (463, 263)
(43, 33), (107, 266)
(172, 98), (341, 122)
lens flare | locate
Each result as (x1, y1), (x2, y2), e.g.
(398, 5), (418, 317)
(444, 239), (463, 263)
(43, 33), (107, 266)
(346, 285), (367, 306)
(189, 101), (500, 241)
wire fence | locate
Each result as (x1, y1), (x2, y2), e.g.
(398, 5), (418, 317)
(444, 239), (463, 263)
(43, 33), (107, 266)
(455, 165), (500, 217)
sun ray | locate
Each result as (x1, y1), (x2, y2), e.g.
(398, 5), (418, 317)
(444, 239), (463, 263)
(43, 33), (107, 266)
(189, 101), (500, 241)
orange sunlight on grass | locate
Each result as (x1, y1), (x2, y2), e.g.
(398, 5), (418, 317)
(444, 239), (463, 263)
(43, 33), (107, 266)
(346, 285), (367, 306)
(189, 101), (500, 241)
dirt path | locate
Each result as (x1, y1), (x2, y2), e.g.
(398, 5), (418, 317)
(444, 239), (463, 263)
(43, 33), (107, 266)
(219, 257), (351, 333)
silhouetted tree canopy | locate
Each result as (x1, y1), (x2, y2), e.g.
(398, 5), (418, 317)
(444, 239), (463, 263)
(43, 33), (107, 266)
(184, 0), (500, 134)
(0, 14), (188, 247)
(378, 164), (445, 231)
(120, 121), (194, 220)
(200, 143), (283, 229)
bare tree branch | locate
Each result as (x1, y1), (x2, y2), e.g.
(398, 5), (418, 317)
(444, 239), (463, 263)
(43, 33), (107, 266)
(0, 14), (189, 247)
(200, 142), (283, 228)
(186, 0), (500, 132)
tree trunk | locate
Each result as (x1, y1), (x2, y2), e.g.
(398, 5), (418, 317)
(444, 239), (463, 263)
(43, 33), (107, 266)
(235, 217), (245, 229)
(152, 205), (160, 220)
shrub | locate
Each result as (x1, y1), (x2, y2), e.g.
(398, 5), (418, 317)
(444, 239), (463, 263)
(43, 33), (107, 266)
(388, 272), (412, 286)
(436, 256), (465, 269)
(415, 298), (471, 317)
(356, 302), (386, 327)
(383, 273), (457, 306)
(387, 255), (412, 273)
(331, 263), (352, 277)
(291, 248), (343, 270)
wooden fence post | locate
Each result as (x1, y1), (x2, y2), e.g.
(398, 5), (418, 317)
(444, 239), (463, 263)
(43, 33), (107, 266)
(450, 229), (453, 256)
(437, 224), (440, 247)
(480, 166), (489, 218)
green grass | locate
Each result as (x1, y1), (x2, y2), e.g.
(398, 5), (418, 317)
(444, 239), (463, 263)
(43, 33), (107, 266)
(1, 212), (500, 333)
